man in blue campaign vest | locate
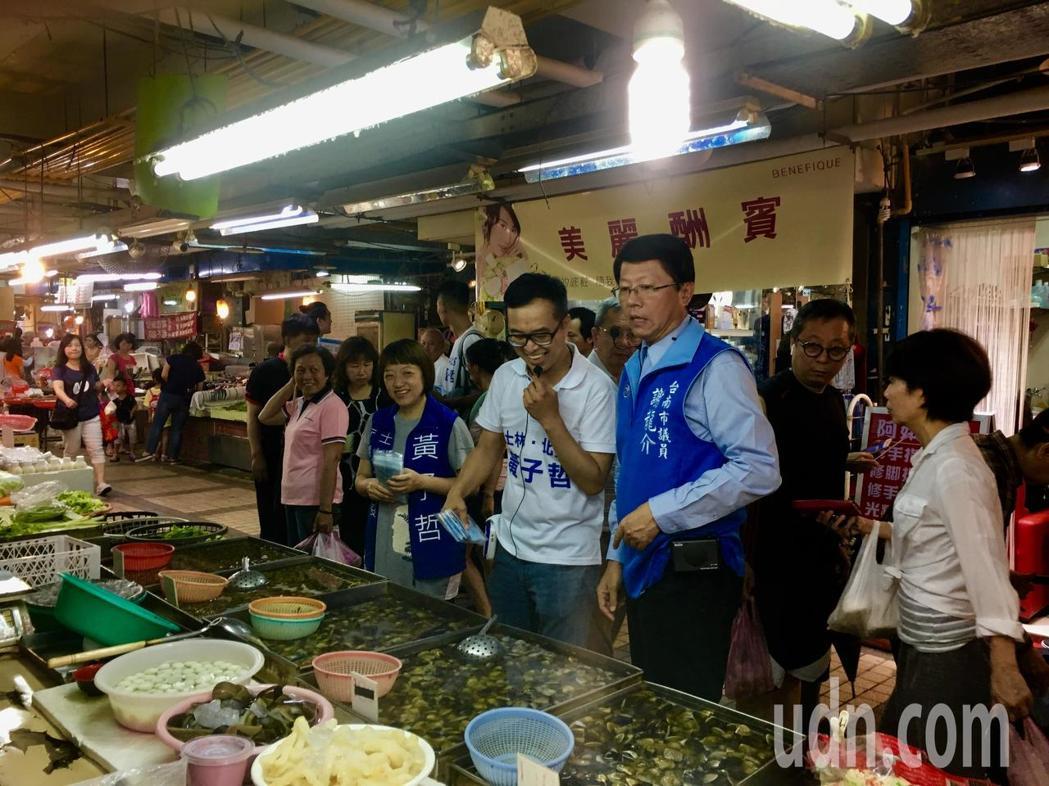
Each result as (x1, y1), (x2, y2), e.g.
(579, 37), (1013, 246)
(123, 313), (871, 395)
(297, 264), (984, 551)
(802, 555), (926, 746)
(596, 234), (781, 700)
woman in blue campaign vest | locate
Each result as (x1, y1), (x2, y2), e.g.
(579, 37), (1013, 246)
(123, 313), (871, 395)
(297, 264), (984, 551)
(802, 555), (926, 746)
(354, 339), (474, 600)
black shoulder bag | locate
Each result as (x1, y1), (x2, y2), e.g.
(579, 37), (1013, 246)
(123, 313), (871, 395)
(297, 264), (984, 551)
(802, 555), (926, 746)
(50, 372), (84, 431)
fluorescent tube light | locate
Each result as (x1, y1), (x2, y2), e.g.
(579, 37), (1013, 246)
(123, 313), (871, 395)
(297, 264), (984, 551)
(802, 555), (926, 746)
(45, 269), (60, 278)
(217, 210), (319, 236)
(124, 282), (158, 292)
(847, 0), (918, 27)
(0, 233), (111, 269)
(331, 282), (421, 293)
(341, 167), (494, 215)
(77, 242), (128, 260)
(148, 10), (536, 181)
(163, 299), (179, 306)
(77, 273), (162, 284)
(118, 218), (193, 239)
(40, 304), (73, 312)
(724, 0), (866, 42)
(92, 294), (119, 302)
(518, 112), (771, 183)
(259, 289), (319, 301)
(212, 205), (308, 230)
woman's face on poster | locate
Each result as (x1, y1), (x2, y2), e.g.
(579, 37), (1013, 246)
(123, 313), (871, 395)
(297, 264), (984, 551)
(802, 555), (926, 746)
(490, 207), (519, 255)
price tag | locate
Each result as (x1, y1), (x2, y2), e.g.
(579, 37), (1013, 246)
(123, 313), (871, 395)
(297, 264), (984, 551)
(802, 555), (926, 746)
(350, 671), (379, 722)
(160, 574), (180, 607)
(392, 505), (411, 557)
(112, 548), (125, 578)
(517, 755), (560, 786)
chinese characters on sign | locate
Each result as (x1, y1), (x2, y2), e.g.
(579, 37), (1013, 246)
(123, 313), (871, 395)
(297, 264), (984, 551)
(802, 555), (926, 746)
(558, 226), (588, 261)
(639, 382), (678, 460)
(503, 430), (573, 490)
(607, 218), (638, 256)
(144, 312), (198, 341)
(668, 208), (710, 250)
(741, 196), (782, 243)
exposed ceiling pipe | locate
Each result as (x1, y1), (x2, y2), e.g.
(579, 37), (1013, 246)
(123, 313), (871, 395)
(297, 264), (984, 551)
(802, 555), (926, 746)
(156, 6), (520, 107)
(834, 85), (1049, 142)
(292, 0), (603, 88)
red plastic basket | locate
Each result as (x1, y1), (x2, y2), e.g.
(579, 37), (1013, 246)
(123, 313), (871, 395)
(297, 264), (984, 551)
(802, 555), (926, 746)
(113, 542), (174, 572)
(0, 414), (37, 431)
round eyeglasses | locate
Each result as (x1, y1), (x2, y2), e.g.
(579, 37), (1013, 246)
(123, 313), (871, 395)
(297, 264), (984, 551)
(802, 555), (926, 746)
(797, 340), (849, 362)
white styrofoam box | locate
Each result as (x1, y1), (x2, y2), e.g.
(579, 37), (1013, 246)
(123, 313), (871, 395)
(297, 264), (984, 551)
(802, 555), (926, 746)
(19, 467), (95, 492)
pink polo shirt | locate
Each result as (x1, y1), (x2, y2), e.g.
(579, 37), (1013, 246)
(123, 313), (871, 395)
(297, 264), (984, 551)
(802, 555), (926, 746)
(280, 389), (349, 507)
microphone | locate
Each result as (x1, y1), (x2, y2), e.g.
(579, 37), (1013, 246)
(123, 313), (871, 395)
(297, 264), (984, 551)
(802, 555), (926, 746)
(532, 365), (543, 378)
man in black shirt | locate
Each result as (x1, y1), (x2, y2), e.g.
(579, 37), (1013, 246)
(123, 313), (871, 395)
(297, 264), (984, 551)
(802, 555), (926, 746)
(752, 299), (875, 729)
(246, 315), (319, 545)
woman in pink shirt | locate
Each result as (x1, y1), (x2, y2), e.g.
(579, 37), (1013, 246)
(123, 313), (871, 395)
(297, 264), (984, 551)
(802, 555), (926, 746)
(259, 345), (348, 544)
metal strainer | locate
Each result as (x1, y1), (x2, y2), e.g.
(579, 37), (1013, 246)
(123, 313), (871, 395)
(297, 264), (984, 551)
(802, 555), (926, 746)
(456, 615), (502, 663)
(227, 557), (267, 590)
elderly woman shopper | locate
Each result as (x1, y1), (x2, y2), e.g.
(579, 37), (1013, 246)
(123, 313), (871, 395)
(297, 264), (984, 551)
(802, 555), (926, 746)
(259, 345), (348, 544)
(51, 334), (111, 496)
(857, 329), (1029, 779)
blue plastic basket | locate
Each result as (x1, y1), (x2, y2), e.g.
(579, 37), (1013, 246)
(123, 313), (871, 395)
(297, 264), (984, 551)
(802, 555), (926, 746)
(464, 708), (574, 786)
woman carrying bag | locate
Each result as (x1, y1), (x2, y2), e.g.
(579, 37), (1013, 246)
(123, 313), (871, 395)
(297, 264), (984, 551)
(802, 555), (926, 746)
(51, 334), (111, 496)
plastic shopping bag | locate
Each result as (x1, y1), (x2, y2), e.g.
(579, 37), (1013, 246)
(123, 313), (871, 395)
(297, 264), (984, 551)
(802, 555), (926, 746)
(1008, 719), (1049, 786)
(296, 527), (362, 567)
(827, 531), (898, 638)
(723, 595), (775, 700)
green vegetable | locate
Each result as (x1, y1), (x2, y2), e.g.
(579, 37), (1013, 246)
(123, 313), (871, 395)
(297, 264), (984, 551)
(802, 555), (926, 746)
(12, 505), (72, 525)
(55, 490), (106, 515)
(0, 471), (24, 496)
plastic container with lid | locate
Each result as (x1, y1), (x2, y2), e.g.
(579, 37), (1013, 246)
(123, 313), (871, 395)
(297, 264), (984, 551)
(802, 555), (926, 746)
(182, 734), (255, 786)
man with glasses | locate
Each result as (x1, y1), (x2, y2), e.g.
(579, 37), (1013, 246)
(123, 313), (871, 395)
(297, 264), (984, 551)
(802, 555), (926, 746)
(751, 298), (874, 727)
(596, 234), (780, 700)
(444, 273), (616, 646)
(588, 298), (640, 385)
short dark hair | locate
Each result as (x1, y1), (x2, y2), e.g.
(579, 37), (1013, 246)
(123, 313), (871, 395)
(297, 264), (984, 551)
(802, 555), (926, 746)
(1018, 409), (1049, 449)
(111, 332), (137, 351)
(613, 233), (694, 286)
(466, 338), (515, 376)
(380, 339), (435, 394)
(181, 341), (204, 360)
(504, 273), (568, 320)
(437, 280), (471, 311)
(1, 336), (22, 360)
(568, 307), (596, 337)
(289, 344), (335, 378)
(82, 333), (102, 350)
(281, 314), (320, 340)
(152, 367), (164, 384)
(299, 301), (331, 321)
(790, 299), (856, 342)
(333, 336), (379, 394)
(885, 329), (991, 424)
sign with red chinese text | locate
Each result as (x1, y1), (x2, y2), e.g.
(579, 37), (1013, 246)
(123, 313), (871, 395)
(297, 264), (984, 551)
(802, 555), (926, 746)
(144, 312), (198, 342)
(475, 148), (854, 301)
(855, 407), (993, 520)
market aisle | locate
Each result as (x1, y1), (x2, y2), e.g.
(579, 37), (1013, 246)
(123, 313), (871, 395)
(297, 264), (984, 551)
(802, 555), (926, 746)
(103, 461), (260, 537)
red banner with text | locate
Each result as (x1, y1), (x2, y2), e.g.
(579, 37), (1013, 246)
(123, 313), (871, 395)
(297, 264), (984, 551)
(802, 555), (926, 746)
(144, 312), (198, 342)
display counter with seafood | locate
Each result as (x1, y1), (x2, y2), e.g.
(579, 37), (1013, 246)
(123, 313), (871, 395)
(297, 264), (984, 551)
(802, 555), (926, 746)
(450, 682), (806, 786)
(301, 625), (641, 764)
(227, 583), (487, 676)
(152, 556), (383, 619)
(165, 536), (306, 573)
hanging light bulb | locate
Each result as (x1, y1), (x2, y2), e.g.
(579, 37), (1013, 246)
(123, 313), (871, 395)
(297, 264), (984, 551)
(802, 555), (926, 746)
(74, 315), (85, 326)
(20, 257), (46, 285)
(629, 0), (690, 160)
(185, 288), (197, 303)
(216, 299), (230, 320)
(124, 300), (135, 314)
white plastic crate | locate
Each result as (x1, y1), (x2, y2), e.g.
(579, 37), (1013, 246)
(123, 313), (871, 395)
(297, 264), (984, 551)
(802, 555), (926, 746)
(0, 535), (101, 587)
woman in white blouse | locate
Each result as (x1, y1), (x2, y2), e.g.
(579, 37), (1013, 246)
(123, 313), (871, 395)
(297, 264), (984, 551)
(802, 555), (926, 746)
(857, 329), (1029, 779)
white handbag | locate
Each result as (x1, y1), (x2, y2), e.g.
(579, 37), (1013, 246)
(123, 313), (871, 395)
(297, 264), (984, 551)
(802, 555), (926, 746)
(828, 530), (899, 638)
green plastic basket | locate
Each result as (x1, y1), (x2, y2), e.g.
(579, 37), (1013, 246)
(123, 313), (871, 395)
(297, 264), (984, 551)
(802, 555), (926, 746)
(54, 573), (181, 646)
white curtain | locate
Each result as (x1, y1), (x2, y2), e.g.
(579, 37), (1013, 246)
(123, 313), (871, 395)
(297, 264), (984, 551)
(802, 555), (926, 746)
(918, 219), (1034, 436)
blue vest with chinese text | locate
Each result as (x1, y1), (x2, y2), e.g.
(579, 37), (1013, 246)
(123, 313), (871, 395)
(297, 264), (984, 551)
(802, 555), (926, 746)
(616, 326), (746, 598)
(366, 395), (465, 581)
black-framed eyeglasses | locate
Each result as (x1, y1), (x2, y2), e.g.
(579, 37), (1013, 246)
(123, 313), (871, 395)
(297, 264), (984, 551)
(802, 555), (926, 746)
(600, 326), (641, 349)
(507, 324), (562, 348)
(611, 283), (678, 300)
(797, 340), (849, 362)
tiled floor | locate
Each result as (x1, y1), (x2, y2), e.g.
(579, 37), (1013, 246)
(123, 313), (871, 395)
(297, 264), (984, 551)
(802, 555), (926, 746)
(103, 459), (261, 537)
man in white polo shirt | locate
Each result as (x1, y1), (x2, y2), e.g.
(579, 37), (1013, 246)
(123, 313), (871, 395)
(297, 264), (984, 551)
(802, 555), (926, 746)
(444, 273), (616, 646)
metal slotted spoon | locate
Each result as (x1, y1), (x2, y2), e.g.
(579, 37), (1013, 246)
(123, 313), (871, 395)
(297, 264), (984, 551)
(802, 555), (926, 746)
(228, 557), (267, 590)
(455, 615), (502, 663)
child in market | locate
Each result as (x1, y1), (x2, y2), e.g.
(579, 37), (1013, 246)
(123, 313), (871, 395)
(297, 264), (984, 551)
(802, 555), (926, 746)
(353, 339), (474, 601)
(109, 376), (138, 461)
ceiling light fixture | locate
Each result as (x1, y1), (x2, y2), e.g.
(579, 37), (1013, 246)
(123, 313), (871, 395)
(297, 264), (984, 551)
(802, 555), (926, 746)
(0, 234), (111, 269)
(341, 166), (495, 214)
(452, 258), (468, 273)
(315, 270), (331, 278)
(91, 294), (120, 302)
(124, 282), (159, 292)
(163, 299), (179, 306)
(76, 273), (162, 284)
(1020, 147), (1042, 173)
(118, 218), (193, 239)
(74, 315), (85, 326)
(148, 9), (536, 181)
(44, 269), (60, 278)
(39, 304), (73, 313)
(847, 0), (920, 28)
(330, 282), (421, 293)
(185, 289), (197, 303)
(518, 109), (771, 183)
(213, 206), (320, 236)
(124, 301), (136, 314)
(630, 0), (690, 159)
(723, 0), (869, 44)
(19, 258), (47, 285)
(954, 157), (976, 180)
(216, 299), (231, 320)
(259, 289), (320, 301)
